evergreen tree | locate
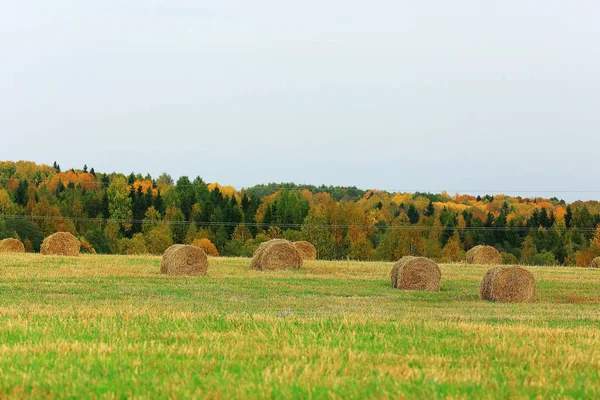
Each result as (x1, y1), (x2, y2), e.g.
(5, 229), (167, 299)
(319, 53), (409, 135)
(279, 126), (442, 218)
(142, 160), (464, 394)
(565, 206), (573, 228)
(539, 208), (549, 228)
(101, 191), (110, 219)
(154, 190), (165, 216)
(407, 204), (420, 224)
(55, 180), (65, 196)
(424, 201), (435, 217)
(241, 193), (251, 212)
(175, 176), (196, 220)
(14, 179), (29, 206)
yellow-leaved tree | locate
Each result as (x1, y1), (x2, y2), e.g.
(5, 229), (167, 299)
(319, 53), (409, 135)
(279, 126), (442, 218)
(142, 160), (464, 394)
(192, 238), (219, 257)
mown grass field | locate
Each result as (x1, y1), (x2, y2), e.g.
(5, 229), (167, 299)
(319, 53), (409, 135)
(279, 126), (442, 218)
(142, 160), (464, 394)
(0, 255), (599, 399)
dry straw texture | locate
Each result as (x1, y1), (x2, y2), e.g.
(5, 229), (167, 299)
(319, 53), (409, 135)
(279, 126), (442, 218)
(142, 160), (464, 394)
(161, 244), (208, 276)
(161, 244), (184, 274)
(40, 232), (80, 256)
(0, 238), (25, 253)
(249, 239), (287, 270)
(466, 245), (502, 265)
(250, 239), (302, 270)
(390, 256), (441, 291)
(292, 241), (317, 260)
(480, 266), (536, 303)
(591, 257), (600, 268)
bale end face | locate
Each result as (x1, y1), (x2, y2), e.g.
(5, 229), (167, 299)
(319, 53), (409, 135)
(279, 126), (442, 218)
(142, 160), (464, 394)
(480, 266), (536, 303)
(0, 238), (25, 253)
(591, 257), (600, 268)
(249, 239), (289, 270)
(40, 232), (80, 256)
(161, 244), (208, 276)
(292, 241), (317, 260)
(390, 256), (441, 291)
(255, 240), (303, 270)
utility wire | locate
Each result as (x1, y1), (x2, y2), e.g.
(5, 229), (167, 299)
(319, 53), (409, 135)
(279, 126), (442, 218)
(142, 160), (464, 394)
(1, 214), (595, 232)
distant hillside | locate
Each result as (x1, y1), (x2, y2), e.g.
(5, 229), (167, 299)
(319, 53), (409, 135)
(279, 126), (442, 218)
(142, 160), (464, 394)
(1, 160), (600, 266)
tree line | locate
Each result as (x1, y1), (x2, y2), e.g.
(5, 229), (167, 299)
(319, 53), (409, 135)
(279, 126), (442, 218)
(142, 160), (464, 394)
(1, 160), (600, 266)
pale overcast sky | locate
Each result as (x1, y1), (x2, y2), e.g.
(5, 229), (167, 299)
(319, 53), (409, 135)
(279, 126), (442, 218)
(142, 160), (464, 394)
(1, 1), (599, 200)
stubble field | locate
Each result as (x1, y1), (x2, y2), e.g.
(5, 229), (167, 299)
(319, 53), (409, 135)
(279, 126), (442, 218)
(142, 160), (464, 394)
(0, 254), (599, 399)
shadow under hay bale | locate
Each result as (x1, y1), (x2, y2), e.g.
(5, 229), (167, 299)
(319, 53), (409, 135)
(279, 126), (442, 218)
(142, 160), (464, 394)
(250, 239), (302, 270)
(390, 256), (441, 291)
(161, 244), (208, 276)
(40, 232), (80, 256)
(480, 266), (536, 303)
(292, 241), (317, 260)
(591, 257), (600, 268)
(0, 238), (25, 253)
(466, 245), (502, 265)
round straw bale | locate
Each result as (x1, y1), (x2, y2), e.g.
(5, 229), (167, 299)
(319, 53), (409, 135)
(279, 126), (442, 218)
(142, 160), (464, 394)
(40, 232), (80, 256)
(260, 240), (303, 270)
(249, 239), (287, 270)
(160, 244), (185, 274)
(0, 238), (25, 253)
(161, 244), (208, 276)
(390, 256), (441, 291)
(466, 245), (502, 265)
(479, 267), (502, 301)
(466, 245), (483, 263)
(292, 241), (317, 260)
(591, 257), (600, 268)
(480, 266), (536, 303)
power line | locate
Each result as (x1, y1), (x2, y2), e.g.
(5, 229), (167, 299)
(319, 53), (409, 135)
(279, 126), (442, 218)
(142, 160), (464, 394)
(1, 214), (595, 232)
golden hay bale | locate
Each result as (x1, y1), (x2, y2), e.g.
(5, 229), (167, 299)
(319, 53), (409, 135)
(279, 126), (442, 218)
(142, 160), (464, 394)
(390, 256), (441, 291)
(0, 238), (25, 253)
(292, 241), (317, 260)
(40, 232), (80, 256)
(591, 257), (600, 268)
(249, 239), (287, 270)
(161, 244), (208, 276)
(466, 245), (502, 265)
(261, 240), (303, 270)
(480, 266), (536, 303)
(161, 244), (186, 274)
(466, 245), (483, 263)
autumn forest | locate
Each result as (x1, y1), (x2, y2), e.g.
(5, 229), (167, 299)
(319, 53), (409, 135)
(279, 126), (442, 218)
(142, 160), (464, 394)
(1, 160), (600, 266)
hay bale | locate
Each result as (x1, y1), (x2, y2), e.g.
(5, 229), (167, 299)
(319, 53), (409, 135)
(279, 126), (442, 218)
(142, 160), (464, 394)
(480, 266), (536, 303)
(40, 232), (80, 256)
(390, 256), (441, 291)
(250, 239), (302, 270)
(466, 245), (502, 265)
(0, 238), (25, 253)
(591, 257), (600, 268)
(161, 244), (208, 276)
(479, 267), (502, 301)
(466, 245), (483, 263)
(261, 240), (303, 270)
(292, 241), (317, 260)
(249, 239), (287, 270)
(160, 244), (185, 274)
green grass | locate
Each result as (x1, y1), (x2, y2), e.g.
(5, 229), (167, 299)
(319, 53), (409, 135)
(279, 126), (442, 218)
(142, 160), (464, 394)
(0, 254), (599, 399)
